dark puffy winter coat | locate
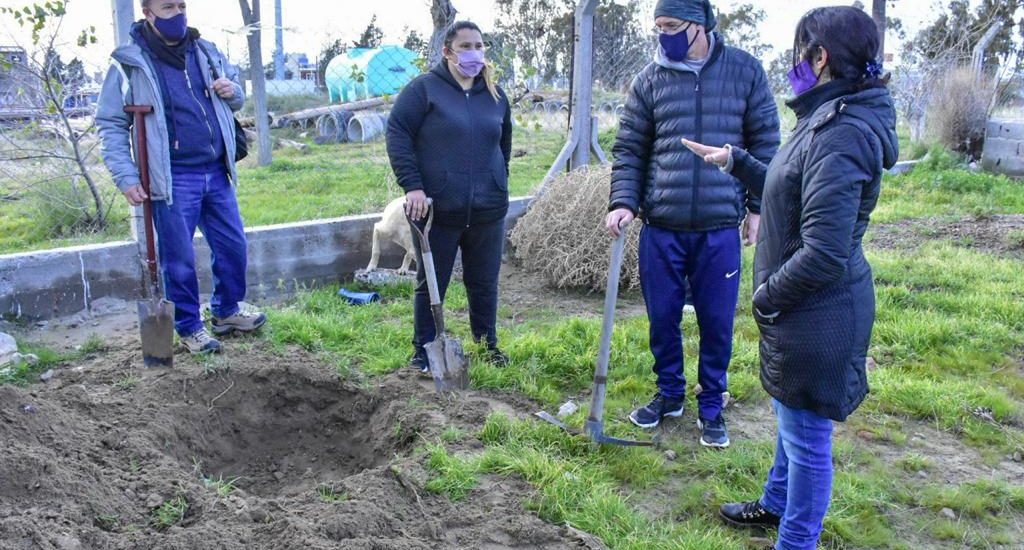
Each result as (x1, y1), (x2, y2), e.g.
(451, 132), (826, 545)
(609, 34), (779, 231)
(750, 80), (899, 421)
(387, 63), (512, 227)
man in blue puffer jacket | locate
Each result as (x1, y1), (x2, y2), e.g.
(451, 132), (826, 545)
(97, 0), (266, 355)
(605, 0), (779, 447)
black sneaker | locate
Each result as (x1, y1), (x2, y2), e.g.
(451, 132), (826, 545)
(719, 500), (781, 530)
(409, 350), (429, 374)
(698, 414), (730, 448)
(628, 392), (684, 429)
(486, 346), (509, 367)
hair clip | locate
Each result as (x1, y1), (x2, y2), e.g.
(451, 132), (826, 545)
(865, 60), (884, 79)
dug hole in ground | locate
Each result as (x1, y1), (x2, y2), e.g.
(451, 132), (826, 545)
(0, 303), (599, 550)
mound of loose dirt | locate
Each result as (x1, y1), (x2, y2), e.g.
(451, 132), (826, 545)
(868, 214), (1024, 258)
(0, 341), (592, 550)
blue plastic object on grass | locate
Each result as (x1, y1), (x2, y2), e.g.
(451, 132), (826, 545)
(338, 288), (380, 305)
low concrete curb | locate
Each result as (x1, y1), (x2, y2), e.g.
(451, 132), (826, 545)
(1, 197), (531, 321)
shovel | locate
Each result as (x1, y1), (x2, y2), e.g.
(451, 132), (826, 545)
(535, 227), (656, 447)
(125, 104), (175, 367)
(407, 200), (469, 392)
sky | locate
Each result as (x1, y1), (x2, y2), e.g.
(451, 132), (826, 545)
(0, 0), (961, 73)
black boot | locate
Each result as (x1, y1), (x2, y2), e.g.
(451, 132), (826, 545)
(719, 500), (781, 530)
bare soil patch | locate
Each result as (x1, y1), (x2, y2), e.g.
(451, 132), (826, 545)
(868, 214), (1024, 258)
(0, 340), (589, 550)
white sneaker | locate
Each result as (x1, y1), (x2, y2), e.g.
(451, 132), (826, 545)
(182, 329), (222, 354)
(211, 308), (267, 335)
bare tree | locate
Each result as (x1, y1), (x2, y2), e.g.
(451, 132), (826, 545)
(238, 0), (272, 166)
(1, 2), (112, 233)
(428, 0), (457, 67)
(871, 0), (886, 58)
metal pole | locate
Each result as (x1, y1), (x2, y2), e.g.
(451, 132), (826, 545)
(111, 0), (134, 46)
(569, 0), (598, 170)
(274, 0), (285, 80)
(541, 0), (605, 193)
(111, 0), (148, 253)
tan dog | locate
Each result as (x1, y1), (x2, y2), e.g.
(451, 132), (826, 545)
(366, 197), (416, 273)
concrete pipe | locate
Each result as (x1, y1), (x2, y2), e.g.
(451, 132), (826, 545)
(316, 110), (353, 143)
(347, 112), (389, 143)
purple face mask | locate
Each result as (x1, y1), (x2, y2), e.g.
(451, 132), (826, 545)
(454, 50), (485, 78)
(153, 12), (188, 42)
(787, 59), (821, 96)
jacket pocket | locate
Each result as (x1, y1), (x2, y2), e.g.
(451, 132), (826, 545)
(430, 171), (468, 213)
(756, 313), (783, 386)
(473, 170), (508, 211)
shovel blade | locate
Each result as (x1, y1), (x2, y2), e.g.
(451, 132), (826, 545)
(424, 335), (468, 392)
(138, 298), (174, 367)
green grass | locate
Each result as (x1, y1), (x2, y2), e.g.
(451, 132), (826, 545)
(150, 495), (188, 531)
(4, 150), (1023, 547)
(0, 127), (564, 254)
(202, 475), (240, 498)
(0, 342), (67, 385)
(245, 158), (1024, 548)
(316, 482), (348, 503)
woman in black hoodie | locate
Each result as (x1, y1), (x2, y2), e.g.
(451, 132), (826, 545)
(684, 7), (898, 549)
(386, 21), (513, 372)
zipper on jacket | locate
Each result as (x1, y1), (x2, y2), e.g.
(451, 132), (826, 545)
(464, 90), (474, 227)
(183, 56), (218, 156)
(691, 74), (702, 230)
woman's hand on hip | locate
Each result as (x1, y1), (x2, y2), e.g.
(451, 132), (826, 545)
(405, 189), (429, 221)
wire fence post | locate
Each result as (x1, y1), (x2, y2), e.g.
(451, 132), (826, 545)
(111, 0), (149, 264)
(569, 0), (598, 170)
(539, 0), (603, 194)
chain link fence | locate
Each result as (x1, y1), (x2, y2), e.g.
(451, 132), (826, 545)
(0, 35), (129, 255)
(0, 2), (663, 257)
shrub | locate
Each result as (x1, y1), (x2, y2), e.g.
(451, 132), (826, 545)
(927, 67), (995, 159)
(509, 166), (641, 291)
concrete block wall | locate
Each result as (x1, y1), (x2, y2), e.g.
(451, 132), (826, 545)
(1, 198), (531, 322)
(982, 119), (1024, 177)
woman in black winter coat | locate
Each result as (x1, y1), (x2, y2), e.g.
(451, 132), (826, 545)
(386, 21), (513, 372)
(683, 7), (898, 550)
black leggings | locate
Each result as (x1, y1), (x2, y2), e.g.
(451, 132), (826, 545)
(412, 218), (505, 351)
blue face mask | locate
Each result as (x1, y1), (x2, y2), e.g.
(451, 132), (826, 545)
(658, 23), (697, 62)
(153, 12), (188, 42)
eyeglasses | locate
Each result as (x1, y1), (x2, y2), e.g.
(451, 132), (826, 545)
(656, 21), (692, 35)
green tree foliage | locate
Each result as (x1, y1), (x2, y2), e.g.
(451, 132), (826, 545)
(354, 14), (384, 49)
(716, 3), (770, 60)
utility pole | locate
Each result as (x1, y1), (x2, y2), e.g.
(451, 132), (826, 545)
(111, 0), (134, 46)
(111, 0), (150, 252)
(274, 0), (285, 80)
(871, 0), (886, 61)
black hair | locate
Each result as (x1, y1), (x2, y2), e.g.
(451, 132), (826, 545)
(443, 21), (483, 49)
(792, 6), (889, 90)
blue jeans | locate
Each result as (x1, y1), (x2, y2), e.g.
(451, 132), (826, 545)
(760, 399), (835, 550)
(638, 225), (741, 420)
(152, 166), (248, 337)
